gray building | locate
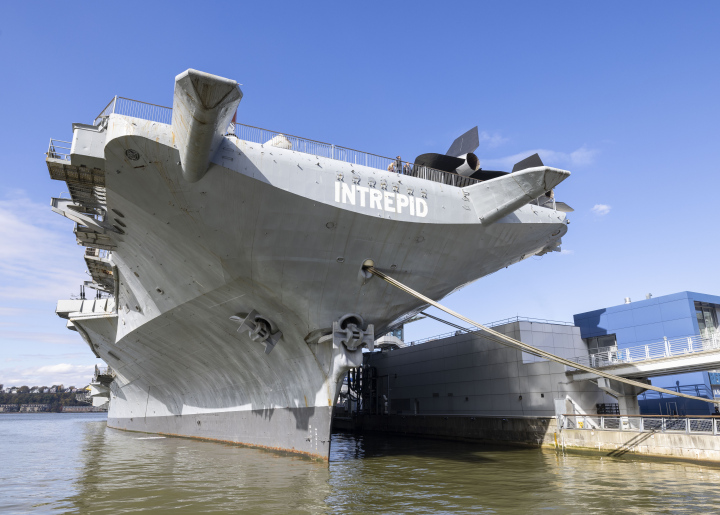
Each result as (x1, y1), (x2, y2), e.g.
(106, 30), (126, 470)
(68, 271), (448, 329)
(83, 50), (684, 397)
(364, 318), (613, 419)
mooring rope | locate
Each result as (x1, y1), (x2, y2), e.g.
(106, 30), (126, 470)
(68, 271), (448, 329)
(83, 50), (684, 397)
(366, 266), (717, 405)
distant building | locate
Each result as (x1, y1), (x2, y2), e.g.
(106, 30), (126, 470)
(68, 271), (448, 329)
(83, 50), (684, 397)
(363, 318), (611, 418)
(62, 405), (108, 413)
(0, 404), (19, 413)
(574, 291), (720, 415)
(19, 404), (49, 413)
(75, 391), (91, 403)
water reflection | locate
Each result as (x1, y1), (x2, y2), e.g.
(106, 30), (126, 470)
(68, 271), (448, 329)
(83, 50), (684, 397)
(329, 433), (720, 514)
(3, 414), (720, 514)
(67, 417), (331, 514)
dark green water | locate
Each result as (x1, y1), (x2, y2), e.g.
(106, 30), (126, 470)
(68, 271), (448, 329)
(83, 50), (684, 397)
(2, 413), (720, 514)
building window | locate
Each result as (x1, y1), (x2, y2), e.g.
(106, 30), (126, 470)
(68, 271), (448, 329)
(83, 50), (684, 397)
(585, 334), (617, 353)
(695, 302), (719, 338)
(390, 326), (404, 341)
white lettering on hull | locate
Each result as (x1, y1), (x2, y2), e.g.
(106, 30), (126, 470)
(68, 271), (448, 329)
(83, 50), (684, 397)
(335, 182), (428, 217)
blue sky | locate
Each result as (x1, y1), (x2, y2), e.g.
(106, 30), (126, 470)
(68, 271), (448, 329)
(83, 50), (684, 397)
(1, 2), (719, 387)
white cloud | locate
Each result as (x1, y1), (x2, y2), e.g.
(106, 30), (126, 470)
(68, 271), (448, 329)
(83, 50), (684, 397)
(482, 145), (599, 170)
(0, 329), (84, 345)
(592, 204), (611, 216)
(478, 131), (508, 148)
(0, 191), (86, 302)
(0, 307), (30, 316)
(0, 363), (98, 388)
(0, 190), (95, 385)
(560, 249), (574, 255)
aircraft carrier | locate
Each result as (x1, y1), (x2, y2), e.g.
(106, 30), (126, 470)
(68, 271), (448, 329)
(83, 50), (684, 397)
(47, 69), (571, 460)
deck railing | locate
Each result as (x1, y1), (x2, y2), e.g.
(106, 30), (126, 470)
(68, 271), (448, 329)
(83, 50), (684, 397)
(85, 247), (111, 260)
(90, 96), (480, 189)
(93, 365), (114, 381)
(47, 139), (71, 161)
(638, 383), (713, 400)
(234, 123), (479, 188)
(406, 316), (574, 346)
(571, 333), (720, 369)
(93, 96), (173, 126)
(561, 413), (720, 435)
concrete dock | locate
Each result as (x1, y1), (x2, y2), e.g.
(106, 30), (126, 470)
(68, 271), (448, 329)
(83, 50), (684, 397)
(335, 316), (720, 463)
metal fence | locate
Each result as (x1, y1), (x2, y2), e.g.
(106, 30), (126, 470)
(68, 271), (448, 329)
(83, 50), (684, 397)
(571, 333), (720, 368)
(85, 247), (112, 260)
(234, 123), (479, 187)
(93, 365), (114, 381)
(639, 383), (713, 401)
(89, 96), (481, 189)
(93, 96), (173, 126)
(47, 139), (71, 161)
(406, 315), (574, 346)
(561, 413), (720, 435)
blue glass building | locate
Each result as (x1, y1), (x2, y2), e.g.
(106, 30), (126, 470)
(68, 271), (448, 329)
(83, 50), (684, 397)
(573, 291), (720, 415)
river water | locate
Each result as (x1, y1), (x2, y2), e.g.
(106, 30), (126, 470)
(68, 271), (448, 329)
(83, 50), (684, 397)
(2, 413), (720, 514)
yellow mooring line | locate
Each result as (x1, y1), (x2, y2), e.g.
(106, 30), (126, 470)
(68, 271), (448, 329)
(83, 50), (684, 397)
(366, 266), (717, 405)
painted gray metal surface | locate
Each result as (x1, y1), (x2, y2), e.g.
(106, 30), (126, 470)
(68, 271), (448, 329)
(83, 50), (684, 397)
(172, 69), (242, 183)
(50, 69), (574, 460)
(109, 406), (333, 459)
(365, 321), (609, 418)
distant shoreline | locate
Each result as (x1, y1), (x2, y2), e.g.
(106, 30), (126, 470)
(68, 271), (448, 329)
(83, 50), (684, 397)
(0, 411), (108, 414)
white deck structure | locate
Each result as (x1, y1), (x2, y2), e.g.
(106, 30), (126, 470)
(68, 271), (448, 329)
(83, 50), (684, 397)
(568, 333), (720, 381)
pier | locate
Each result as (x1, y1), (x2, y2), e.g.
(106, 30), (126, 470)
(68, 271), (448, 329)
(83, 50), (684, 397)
(334, 313), (720, 463)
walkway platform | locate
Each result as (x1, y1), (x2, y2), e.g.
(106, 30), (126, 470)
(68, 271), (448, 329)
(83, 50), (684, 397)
(568, 333), (720, 381)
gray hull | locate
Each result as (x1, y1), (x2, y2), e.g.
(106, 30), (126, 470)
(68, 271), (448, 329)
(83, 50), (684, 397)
(108, 406), (332, 460)
(51, 72), (571, 460)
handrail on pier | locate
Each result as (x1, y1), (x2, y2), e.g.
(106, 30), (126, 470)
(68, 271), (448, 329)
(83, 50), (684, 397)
(571, 332), (720, 369)
(560, 413), (720, 435)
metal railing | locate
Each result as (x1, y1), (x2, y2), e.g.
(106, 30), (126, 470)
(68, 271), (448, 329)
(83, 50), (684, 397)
(561, 413), (720, 435)
(93, 97), (118, 125)
(93, 96), (173, 126)
(47, 139), (71, 161)
(85, 247), (111, 260)
(234, 123), (479, 188)
(638, 384), (713, 400)
(406, 315), (574, 346)
(90, 96), (480, 189)
(571, 333), (720, 369)
(93, 365), (114, 381)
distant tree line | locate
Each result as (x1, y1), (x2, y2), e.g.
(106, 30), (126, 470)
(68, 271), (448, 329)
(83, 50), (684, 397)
(0, 392), (88, 412)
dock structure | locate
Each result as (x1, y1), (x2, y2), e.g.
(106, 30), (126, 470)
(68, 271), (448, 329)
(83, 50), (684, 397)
(334, 315), (720, 462)
(573, 291), (720, 415)
(336, 317), (611, 443)
(568, 334), (720, 381)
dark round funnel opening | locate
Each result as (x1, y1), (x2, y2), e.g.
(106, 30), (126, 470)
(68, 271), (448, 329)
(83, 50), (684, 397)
(467, 152), (480, 172)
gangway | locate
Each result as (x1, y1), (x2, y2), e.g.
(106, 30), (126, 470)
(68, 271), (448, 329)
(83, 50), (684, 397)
(567, 333), (720, 381)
